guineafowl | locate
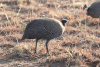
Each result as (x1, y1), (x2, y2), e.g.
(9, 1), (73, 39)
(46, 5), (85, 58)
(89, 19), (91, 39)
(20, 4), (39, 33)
(21, 17), (68, 54)
(83, 1), (100, 29)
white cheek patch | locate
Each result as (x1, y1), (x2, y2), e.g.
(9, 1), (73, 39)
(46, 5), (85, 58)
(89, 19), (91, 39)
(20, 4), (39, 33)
(85, 6), (89, 10)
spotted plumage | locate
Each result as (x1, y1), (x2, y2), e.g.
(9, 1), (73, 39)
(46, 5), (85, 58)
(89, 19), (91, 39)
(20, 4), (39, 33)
(83, 1), (100, 18)
(21, 17), (68, 54)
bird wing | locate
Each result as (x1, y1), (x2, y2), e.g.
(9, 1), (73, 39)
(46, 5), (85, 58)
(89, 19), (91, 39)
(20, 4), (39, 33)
(43, 20), (62, 34)
(25, 20), (36, 30)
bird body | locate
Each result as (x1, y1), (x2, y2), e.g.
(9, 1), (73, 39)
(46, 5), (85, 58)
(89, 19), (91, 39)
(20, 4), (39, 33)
(83, 1), (100, 29)
(21, 18), (65, 40)
(83, 1), (100, 18)
(21, 18), (68, 54)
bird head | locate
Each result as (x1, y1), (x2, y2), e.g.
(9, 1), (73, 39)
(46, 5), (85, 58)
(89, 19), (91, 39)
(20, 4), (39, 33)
(83, 4), (89, 10)
(62, 17), (68, 22)
(83, 4), (91, 16)
(62, 17), (68, 26)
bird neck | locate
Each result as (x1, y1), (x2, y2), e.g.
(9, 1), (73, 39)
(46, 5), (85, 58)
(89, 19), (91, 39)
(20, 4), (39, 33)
(62, 20), (66, 26)
(62, 22), (65, 26)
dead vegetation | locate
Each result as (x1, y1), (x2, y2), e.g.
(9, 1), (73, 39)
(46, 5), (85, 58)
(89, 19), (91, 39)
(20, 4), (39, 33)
(0, 0), (100, 67)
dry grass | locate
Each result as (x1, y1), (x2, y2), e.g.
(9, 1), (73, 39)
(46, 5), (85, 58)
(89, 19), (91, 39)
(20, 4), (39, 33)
(0, 0), (100, 67)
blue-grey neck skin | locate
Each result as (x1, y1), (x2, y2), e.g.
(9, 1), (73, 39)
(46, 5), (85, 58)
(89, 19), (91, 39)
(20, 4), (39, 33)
(62, 17), (68, 26)
(85, 6), (89, 10)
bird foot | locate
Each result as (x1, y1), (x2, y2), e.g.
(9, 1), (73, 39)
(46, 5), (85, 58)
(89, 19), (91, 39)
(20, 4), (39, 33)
(35, 51), (38, 55)
(46, 52), (50, 56)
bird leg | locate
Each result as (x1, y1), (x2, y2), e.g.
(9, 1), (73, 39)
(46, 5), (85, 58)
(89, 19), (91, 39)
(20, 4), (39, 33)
(35, 38), (39, 54)
(98, 16), (100, 27)
(96, 16), (100, 29)
(46, 39), (50, 54)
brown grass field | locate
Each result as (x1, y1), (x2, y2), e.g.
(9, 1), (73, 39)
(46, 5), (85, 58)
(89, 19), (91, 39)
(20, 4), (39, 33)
(0, 0), (100, 67)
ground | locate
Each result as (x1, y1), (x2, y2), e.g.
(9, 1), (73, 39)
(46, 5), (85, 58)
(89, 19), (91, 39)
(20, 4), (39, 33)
(0, 0), (100, 67)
